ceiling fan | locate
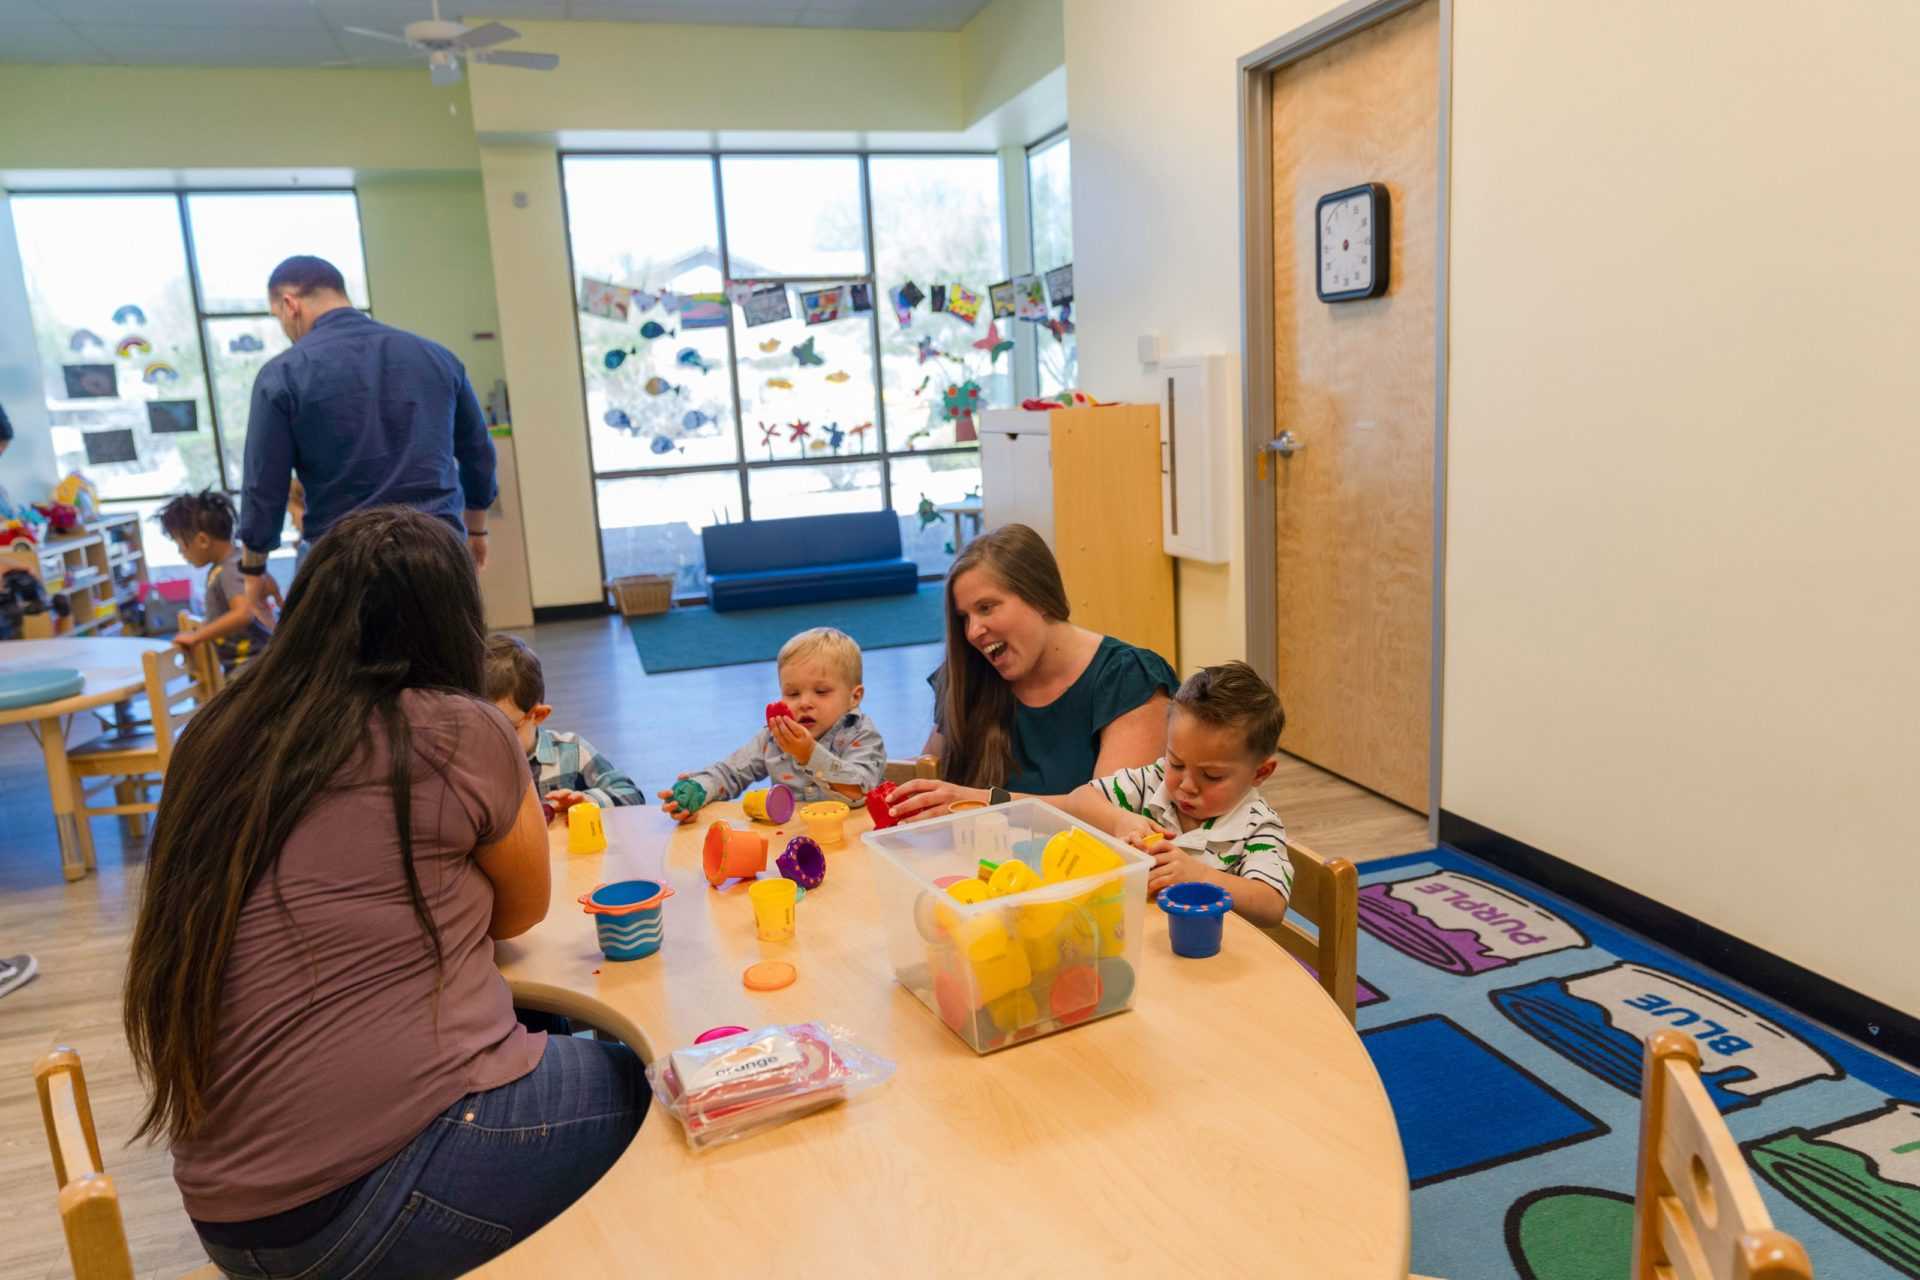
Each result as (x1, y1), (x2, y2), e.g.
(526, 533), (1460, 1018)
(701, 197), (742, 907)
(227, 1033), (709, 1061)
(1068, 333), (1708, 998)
(344, 0), (559, 86)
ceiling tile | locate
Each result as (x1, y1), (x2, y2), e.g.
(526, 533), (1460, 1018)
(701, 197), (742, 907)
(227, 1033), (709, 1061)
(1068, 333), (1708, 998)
(67, 21), (347, 64)
(42, 0), (328, 27)
(0, 19), (111, 60)
(564, 0), (803, 22)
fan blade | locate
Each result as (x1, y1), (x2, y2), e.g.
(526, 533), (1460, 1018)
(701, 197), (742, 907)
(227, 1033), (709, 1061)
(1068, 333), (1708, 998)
(342, 26), (415, 46)
(430, 57), (464, 86)
(452, 21), (518, 50)
(472, 49), (558, 70)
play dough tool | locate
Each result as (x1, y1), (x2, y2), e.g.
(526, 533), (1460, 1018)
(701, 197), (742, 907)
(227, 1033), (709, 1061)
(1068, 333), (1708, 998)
(578, 880), (674, 961)
(743, 960), (797, 991)
(742, 783), (797, 824)
(948, 799), (986, 812)
(1041, 828), (1123, 884)
(799, 800), (850, 847)
(986, 858), (1038, 899)
(749, 877), (798, 942)
(694, 1025), (749, 1045)
(704, 821), (768, 886)
(865, 780), (900, 829)
(1159, 882), (1233, 957)
(776, 835), (826, 889)
(976, 858), (1000, 881)
(567, 801), (607, 854)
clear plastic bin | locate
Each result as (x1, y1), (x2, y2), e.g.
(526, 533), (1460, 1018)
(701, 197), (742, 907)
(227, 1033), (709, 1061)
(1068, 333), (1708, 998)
(865, 800), (1150, 1053)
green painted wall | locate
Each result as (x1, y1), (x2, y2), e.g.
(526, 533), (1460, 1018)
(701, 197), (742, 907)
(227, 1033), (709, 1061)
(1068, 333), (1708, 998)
(357, 173), (503, 393)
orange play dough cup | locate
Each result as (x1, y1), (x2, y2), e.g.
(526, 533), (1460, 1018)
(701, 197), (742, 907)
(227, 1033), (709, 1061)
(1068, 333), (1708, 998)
(703, 821), (767, 886)
(798, 800), (851, 848)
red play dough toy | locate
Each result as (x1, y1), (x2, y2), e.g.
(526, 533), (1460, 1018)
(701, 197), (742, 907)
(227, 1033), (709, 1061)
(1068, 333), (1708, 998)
(766, 700), (793, 724)
(866, 780), (899, 829)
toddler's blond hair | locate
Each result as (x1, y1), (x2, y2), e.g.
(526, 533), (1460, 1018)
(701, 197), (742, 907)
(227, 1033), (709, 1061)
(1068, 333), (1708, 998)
(776, 627), (863, 686)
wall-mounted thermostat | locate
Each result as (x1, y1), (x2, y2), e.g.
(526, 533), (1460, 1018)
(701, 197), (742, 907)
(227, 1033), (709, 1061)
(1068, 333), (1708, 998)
(1158, 353), (1236, 563)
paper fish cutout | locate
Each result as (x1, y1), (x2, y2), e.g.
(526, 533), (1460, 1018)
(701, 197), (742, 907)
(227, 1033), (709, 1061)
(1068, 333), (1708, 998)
(792, 336), (824, 367)
(142, 361), (179, 384)
(643, 376), (684, 396)
(973, 321), (1013, 365)
(917, 494), (940, 529)
(758, 339), (782, 353)
(786, 420), (811, 443)
(115, 336), (151, 358)
(848, 422), (874, 444)
(946, 284), (983, 326)
(765, 377), (794, 390)
(825, 370), (851, 384)
(915, 336), (941, 365)
(639, 320), (674, 340)
(809, 439), (829, 452)
(228, 333), (264, 353)
(113, 304), (147, 326)
(650, 435), (681, 455)
(68, 329), (104, 352)
(604, 348), (630, 370)
(682, 408), (716, 431)
(676, 347), (715, 373)
(604, 408), (632, 429)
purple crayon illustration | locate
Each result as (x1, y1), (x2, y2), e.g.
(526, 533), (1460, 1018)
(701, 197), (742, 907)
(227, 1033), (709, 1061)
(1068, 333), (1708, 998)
(1357, 871), (1587, 975)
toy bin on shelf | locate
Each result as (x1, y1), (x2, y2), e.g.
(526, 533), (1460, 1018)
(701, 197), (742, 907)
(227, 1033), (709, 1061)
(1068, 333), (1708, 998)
(865, 799), (1149, 1054)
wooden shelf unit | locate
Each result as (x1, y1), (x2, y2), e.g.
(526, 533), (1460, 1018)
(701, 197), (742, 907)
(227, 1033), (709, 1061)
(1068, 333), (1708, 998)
(3, 513), (151, 641)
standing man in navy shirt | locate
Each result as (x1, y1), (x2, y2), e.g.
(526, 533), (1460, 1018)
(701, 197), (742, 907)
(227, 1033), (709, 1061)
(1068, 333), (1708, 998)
(235, 255), (496, 618)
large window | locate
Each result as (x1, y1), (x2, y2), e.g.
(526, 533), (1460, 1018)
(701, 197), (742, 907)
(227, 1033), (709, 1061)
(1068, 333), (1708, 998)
(562, 153), (1006, 591)
(1026, 134), (1078, 396)
(10, 189), (369, 574)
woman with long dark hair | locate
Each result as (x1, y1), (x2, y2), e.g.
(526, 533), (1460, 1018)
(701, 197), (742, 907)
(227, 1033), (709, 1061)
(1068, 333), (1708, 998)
(890, 523), (1177, 819)
(124, 507), (643, 1279)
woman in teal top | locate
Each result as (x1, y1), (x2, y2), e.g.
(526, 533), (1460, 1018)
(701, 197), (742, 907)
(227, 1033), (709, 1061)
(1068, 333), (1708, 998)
(891, 523), (1178, 817)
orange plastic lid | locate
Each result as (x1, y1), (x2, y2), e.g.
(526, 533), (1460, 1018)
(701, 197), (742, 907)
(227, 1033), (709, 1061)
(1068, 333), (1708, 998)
(742, 960), (798, 991)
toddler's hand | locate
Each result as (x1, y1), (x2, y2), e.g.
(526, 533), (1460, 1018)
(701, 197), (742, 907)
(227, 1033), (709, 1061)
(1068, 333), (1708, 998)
(656, 774), (703, 825)
(1146, 843), (1205, 897)
(1116, 814), (1169, 846)
(769, 715), (815, 765)
(547, 789), (587, 810)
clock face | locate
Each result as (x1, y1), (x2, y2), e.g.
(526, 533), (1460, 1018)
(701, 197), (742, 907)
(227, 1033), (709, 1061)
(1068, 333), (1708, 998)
(1319, 192), (1376, 295)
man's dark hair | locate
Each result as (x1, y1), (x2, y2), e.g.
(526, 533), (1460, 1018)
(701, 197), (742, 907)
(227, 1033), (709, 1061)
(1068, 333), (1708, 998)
(266, 255), (347, 300)
(152, 490), (237, 542)
(1172, 660), (1287, 761)
(484, 633), (546, 711)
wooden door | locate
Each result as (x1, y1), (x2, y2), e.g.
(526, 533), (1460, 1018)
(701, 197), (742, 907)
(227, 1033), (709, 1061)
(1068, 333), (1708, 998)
(1269, 1), (1438, 810)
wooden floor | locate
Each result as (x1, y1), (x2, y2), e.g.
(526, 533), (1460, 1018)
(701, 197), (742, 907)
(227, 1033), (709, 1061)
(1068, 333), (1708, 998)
(0, 616), (1428, 1280)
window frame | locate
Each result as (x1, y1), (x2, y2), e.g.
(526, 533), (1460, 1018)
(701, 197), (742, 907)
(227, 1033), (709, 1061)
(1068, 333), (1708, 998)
(1023, 128), (1074, 396)
(557, 149), (1003, 590)
(10, 185), (372, 507)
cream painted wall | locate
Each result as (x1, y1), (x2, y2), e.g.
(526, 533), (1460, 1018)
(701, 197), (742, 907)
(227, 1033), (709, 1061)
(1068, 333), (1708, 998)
(0, 67), (479, 171)
(1066, 0), (1920, 1012)
(961, 0), (1068, 125)
(1444, 1), (1920, 1013)
(0, 189), (58, 502)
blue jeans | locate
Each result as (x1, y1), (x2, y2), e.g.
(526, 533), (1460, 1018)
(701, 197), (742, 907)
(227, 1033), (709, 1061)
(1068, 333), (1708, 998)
(200, 1034), (647, 1280)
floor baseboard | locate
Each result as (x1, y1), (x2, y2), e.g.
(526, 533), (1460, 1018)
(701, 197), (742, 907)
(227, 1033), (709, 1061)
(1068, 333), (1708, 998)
(1438, 809), (1920, 1072)
(531, 602), (610, 623)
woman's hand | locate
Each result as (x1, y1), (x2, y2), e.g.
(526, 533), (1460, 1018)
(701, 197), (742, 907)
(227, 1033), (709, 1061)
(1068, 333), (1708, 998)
(769, 715), (815, 764)
(889, 777), (991, 823)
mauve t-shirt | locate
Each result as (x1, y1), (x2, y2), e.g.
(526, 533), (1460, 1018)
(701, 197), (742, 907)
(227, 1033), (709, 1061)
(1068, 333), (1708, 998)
(172, 689), (544, 1221)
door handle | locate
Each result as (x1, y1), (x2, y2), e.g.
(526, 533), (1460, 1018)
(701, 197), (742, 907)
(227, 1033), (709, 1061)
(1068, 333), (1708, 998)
(1257, 431), (1303, 480)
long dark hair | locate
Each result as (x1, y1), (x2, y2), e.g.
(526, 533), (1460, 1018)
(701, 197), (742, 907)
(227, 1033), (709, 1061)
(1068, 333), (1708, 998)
(124, 507), (489, 1143)
(938, 523), (1071, 787)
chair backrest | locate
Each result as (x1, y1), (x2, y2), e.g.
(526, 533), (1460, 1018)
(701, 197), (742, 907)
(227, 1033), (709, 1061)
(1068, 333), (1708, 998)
(175, 614), (223, 695)
(144, 645), (202, 768)
(35, 1047), (135, 1280)
(1631, 1031), (1814, 1280)
(1262, 837), (1359, 1023)
(883, 755), (940, 784)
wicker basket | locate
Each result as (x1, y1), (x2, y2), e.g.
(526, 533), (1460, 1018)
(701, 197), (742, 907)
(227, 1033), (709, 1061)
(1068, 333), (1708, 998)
(607, 573), (675, 617)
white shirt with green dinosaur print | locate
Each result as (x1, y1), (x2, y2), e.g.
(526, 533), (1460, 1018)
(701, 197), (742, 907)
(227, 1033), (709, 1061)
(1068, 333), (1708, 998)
(1094, 758), (1294, 899)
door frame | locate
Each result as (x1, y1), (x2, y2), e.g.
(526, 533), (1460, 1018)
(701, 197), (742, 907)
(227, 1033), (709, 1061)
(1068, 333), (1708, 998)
(1236, 0), (1454, 838)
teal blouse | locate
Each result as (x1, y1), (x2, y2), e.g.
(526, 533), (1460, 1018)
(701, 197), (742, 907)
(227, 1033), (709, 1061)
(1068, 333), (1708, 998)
(930, 636), (1179, 795)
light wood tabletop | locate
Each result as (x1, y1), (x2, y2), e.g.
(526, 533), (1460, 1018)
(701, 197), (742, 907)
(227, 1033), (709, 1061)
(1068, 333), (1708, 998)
(0, 636), (171, 881)
(487, 801), (1411, 1279)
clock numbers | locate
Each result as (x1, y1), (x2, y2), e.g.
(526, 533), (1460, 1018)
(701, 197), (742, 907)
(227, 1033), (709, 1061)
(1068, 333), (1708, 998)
(1316, 184), (1389, 302)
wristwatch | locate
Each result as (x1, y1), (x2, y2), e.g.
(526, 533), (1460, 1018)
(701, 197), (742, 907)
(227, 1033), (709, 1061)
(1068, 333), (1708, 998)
(988, 786), (1011, 806)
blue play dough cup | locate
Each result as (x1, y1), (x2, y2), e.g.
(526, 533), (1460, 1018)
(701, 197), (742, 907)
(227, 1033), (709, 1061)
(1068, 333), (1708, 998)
(579, 879), (673, 961)
(1158, 882), (1233, 958)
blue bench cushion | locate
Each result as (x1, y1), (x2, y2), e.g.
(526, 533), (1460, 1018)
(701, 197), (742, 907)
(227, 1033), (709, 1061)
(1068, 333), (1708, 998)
(702, 512), (918, 612)
(0, 666), (86, 710)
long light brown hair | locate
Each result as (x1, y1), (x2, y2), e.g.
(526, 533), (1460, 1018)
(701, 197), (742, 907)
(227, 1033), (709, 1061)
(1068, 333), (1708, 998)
(938, 523), (1071, 786)
(123, 507), (489, 1143)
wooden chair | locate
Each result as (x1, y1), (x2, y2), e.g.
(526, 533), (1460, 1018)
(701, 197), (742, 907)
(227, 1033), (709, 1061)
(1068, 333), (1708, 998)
(68, 645), (211, 852)
(1261, 836), (1360, 1023)
(883, 754), (939, 783)
(34, 1047), (220, 1280)
(1632, 1031), (1813, 1280)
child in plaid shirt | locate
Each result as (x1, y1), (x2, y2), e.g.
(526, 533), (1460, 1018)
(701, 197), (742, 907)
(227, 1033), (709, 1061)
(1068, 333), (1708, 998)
(485, 634), (642, 812)
(1056, 661), (1294, 927)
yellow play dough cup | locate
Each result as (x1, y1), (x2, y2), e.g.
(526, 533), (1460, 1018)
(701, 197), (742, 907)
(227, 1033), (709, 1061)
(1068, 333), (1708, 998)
(799, 800), (851, 848)
(748, 876), (798, 942)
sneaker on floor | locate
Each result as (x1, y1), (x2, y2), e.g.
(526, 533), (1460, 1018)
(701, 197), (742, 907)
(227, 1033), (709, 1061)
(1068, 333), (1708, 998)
(0, 954), (38, 999)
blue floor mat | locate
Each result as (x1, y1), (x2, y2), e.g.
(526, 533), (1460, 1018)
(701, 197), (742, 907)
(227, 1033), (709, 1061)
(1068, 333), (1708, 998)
(1358, 848), (1920, 1279)
(625, 583), (944, 673)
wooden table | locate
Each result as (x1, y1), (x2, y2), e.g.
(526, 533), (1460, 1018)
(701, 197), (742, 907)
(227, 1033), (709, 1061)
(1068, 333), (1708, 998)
(936, 497), (984, 550)
(488, 803), (1410, 1278)
(0, 637), (169, 881)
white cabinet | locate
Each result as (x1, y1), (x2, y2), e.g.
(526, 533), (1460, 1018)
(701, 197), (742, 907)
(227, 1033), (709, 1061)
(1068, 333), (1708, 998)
(1157, 353), (1236, 563)
(979, 410), (1055, 545)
